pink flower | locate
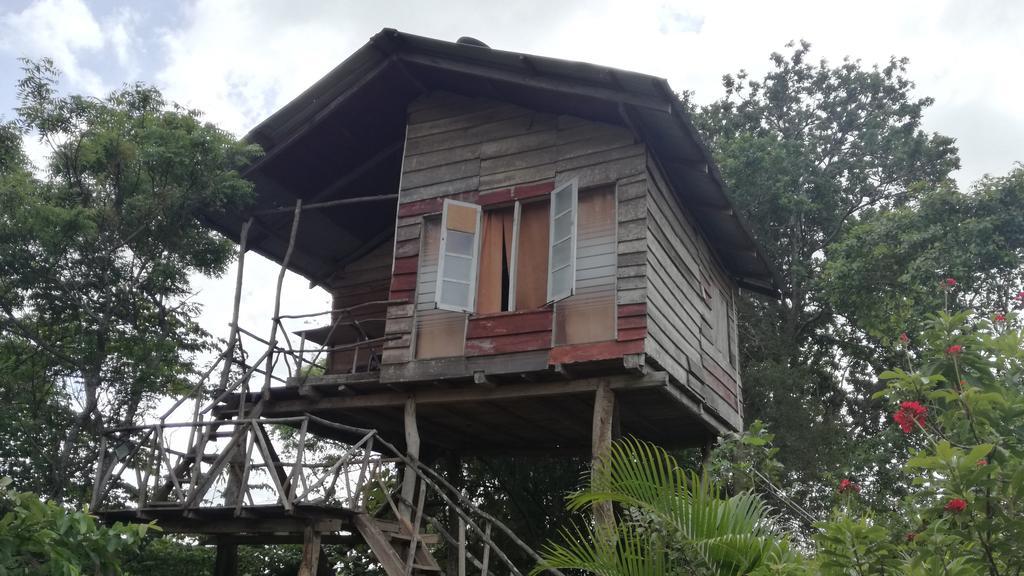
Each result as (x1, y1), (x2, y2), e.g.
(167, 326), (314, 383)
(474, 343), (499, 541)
(1015, 291), (1024, 301)
(944, 278), (957, 287)
(905, 532), (917, 542)
(995, 314), (1006, 322)
(976, 459), (988, 467)
(899, 332), (910, 343)
(947, 344), (963, 356)
(838, 479), (861, 494)
(945, 498), (967, 513)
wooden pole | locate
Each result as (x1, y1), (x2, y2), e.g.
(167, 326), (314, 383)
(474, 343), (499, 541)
(297, 525), (322, 576)
(399, 397), (420, 522)
(592, 382), (617, 534)
(458, 518), (467, 576)
(263, 200), (302, 396)
(213, 542), (238, 576)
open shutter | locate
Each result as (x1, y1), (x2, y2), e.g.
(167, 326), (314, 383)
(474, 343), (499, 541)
(436, 199), (482, 313)
(547, 179), (578, 303)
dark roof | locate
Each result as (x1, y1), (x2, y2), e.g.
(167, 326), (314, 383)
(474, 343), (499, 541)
(205, 28), (782, 296)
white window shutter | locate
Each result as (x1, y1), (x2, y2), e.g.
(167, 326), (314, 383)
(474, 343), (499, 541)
(547, 179), (578, 303)
(436, 199), (482, 313)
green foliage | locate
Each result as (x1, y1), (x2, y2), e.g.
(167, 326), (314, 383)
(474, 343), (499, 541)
(534, 438), (797, 576)
(813, 309), (1024, 574)
(0, 476), (152, 574)
(0, 58), (258, 500)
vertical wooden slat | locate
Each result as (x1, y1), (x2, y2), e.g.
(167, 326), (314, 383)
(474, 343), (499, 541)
(399, 397), (420, 522)
(297, 525), (322, 576)
(592, 383), (616, 533)
(458, 518), (467, 576)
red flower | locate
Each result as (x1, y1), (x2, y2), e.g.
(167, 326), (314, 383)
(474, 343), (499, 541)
(838, 479), (861, 494)
(945, 498), (967, 513)
(944, 278), (957, 287)
(905, 532), (917, 542)
(995, 314), (1006, 322)
(899, 332), (910, 343)
(1015, 291), (1024, 301)
(947, 344), (963, 355)
(893, 401), (927, 433)
(977, 458), (988, 467)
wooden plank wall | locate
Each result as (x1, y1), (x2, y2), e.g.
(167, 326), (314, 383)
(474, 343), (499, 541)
(643, 158), (743, 431)
(381, 91), (649, 377)
(326, 240), (394, 373)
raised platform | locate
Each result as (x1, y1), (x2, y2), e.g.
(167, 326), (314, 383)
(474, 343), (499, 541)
(218, 365), (718, 455)
(99, 503), (354, 535)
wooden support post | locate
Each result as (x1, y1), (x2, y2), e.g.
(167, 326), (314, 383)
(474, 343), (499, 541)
(458, 518), (467, 576)
(699, 436), (716, 475)
(297, 525), (322, 576)
(399, 397), (420, 523)
(592, 382), (617, 534)
(445, 454), (463, 576)
(214, 542), (238, 576)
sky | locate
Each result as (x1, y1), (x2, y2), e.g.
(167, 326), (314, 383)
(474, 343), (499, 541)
(1, 0), (1023, 382)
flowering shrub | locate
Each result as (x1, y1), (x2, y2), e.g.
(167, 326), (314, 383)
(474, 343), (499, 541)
(813, 308), (1024, 574)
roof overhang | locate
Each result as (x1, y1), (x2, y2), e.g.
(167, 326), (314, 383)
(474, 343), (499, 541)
(206, 28), (782, 297)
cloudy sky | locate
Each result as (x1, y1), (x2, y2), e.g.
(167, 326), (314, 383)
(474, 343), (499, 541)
(2, 0), (1022, 356)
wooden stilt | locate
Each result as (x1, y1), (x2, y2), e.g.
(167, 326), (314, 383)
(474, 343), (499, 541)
(399, 397), (420, 523)
(214, 542), (238, 576)
(592, 382), (617, 533)
(458, 518), (467, 576)
(297, 525), (322, 576)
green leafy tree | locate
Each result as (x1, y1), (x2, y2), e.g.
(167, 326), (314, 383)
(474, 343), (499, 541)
(0, 476), (152, 574)
(688, 41), (961, 517)
(814, 307), (1024, 574)
(0, 59), (258, 500)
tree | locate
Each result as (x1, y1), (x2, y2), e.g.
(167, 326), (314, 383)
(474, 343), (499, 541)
(0, 59), (258, 501)
(688, 41), (961, 516)
(533, 438), (799, 576)
(0, 476), (152, 574)
(815, 305), (1024, 574)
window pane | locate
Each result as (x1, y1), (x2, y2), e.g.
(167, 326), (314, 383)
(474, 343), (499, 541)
(446, 230), (475, 257)
(443, 254), (473, 282)
(550, 266), (572, 299)
(439, 280), (470, 308)
(551, 237), (572, 268)
(554, 185), (572, 214)
(553, 211), (573, 242)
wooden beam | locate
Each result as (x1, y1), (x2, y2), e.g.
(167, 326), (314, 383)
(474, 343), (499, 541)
(241, 55), (396, 176)
(207, 534), (356, 546)
(297, 526), (322, 576)
(255, 372), (669, 415)
(592, 383), (617, 534)
(253, 193), (398, 216)
(308, 141), (404, 203)
(214, 543), (238, 576)
(398, 52), (673, 114)
(354, 513), (408, 576)
(399, 397), (420, 522)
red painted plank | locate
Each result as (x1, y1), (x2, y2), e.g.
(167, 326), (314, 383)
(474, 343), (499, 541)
(513, 181), (555, 199)
(388, 289), (414, 302)
(617, 316), (647, 330)
(617, 303), (647, 318)
(616, 327), (647, 342)
(466, 332), (552, 357)
(466, 309), (553, 338)
(548, 340), (644, 365)
(398, 191), (481, 217)
(392, 256), (419, 275)
(478, 188), (513, 206)
(389, 273), (417, 292)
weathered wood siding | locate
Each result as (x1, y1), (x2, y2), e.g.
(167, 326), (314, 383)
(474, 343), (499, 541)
(325, 240), (393, 373)
(381, 91), (649, 381)
(643, 158), (742, 430)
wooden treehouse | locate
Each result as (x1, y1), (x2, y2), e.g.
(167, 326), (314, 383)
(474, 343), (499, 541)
(91, 30), (781, 576)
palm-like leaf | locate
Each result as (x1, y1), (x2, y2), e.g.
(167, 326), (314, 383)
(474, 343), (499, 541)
(534, 437), (789, 576)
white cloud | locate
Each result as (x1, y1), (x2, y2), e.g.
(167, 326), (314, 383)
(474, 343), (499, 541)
(0, 0), (107, 95)
(105, 7), (141, 77)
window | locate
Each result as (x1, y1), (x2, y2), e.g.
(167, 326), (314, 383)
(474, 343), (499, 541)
(708, 284), (736, 369)
(547, 179), (578, 303)
(554, 184), (617, 345)
(436, 200), (482, 313)
(476, 200), (551, 313)
(415, 218), (467, 359)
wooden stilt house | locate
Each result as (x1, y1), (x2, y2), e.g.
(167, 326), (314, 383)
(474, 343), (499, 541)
(93, 29), (781, 576)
